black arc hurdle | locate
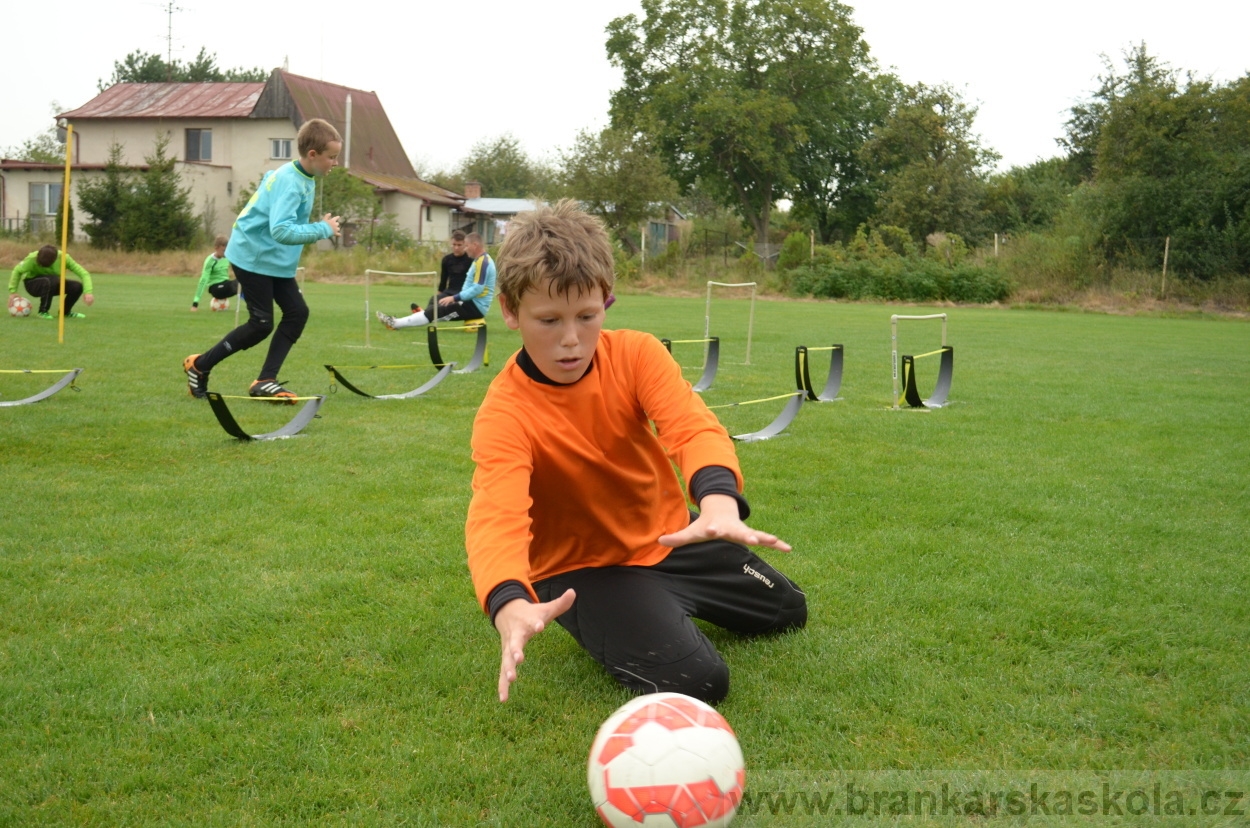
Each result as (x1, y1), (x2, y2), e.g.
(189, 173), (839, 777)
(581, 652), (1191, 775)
(900, 346), (954, 408)
(205, 392), (325, 441)
(428, 323), (488, 374)
(324, 363), (455, 399)
(661, 336), (719, 393)
(707, 391), (805, 442)
(0, 368), (82, 407)
(795, 345), (843, 402)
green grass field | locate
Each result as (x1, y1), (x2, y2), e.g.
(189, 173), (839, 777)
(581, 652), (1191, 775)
(2, 274), (1247, 826)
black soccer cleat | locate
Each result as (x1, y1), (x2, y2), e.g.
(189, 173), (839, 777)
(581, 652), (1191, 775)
(249, 378), (298, 405)
(184, 354), (209, 399)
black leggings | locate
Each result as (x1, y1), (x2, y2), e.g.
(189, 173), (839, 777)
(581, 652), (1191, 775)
(423, 292), (484, 323)
(534, 540), (806, 704)
(207, 280), (240, 299)
(197, 265), (307, 380)
(24, 276), (83, 314)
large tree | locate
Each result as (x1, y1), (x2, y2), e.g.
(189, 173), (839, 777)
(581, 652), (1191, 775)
(118, 134), (198, 251)
(861, 83), (998, 244)
(1062, 45), (1250, 278)
(457, 134), (554, 199)
(608, 0), (881, 243)
(559, 127), (677, 252)
(76, 142), (133, 249)
(98, 48), (268, 89)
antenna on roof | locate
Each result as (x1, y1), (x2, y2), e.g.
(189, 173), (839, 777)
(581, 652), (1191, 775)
(162, 0), (184, 80)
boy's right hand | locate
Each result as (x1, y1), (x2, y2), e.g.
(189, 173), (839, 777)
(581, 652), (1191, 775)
(493, 589), (576, 702)
(323, 213), (342, 236)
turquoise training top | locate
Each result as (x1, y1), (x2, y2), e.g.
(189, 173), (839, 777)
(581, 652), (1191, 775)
(458, 253), (497, 316)
(226, 161), (333, 278)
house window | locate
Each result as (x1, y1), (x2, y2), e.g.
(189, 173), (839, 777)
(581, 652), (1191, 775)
(29, 182), (62, 217)
(186, 129), (212, 162)
(425, 205), (432, 222)
(271, 139), (292, 160)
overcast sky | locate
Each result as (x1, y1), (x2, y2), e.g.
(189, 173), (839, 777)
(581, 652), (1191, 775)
(4, 0), (1249, 177)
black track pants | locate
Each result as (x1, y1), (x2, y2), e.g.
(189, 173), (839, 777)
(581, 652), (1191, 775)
(24, 276), (83, 314)
(198, 265), (308, 380)
(533, 540), (806, 704)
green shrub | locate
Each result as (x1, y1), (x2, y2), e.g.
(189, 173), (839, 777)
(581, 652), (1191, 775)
(777, 231), (810, 272)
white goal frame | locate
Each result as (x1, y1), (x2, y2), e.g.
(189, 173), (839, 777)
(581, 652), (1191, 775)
(891, 313), (947, 408)
(705, 281), (757, 365)
(361, 269), (437, 347)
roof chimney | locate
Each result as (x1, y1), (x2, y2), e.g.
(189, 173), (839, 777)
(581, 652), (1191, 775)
(464, 180), (482, 200)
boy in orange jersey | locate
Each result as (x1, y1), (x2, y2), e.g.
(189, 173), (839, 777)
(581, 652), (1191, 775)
(466, 200), (805, 705)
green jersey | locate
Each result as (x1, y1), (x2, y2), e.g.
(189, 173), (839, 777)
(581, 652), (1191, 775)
(8, 250), (92, 295)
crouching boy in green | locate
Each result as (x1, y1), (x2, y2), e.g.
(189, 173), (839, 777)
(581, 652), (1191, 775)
(466, 200), (806, 705)
(190, 235), (238, 311)
(8, 244), (93, 318)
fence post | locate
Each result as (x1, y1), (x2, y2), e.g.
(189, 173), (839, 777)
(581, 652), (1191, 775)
(1161, 236), (1170, 299)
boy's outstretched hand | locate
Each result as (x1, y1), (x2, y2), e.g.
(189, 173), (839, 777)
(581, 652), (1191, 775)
(323, 213), (342, 236)
(657, 493), (792, 553)
(493, 589), (576, 702)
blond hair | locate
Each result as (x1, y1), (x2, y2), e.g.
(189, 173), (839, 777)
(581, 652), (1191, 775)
(297, 118), (342, 157)
(213, 234), (229, 247)
(496, 200), (615, 311)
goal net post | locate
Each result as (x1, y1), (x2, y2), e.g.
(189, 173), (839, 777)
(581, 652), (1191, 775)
(362, 269), (437, 347)
(704, 281), (757, 365)
(891, 313), (947, 408)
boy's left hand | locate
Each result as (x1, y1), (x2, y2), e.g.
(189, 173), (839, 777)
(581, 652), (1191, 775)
(657, 493), (791, 552)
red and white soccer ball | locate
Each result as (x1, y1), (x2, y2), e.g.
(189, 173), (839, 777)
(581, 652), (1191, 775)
(8, 295), (32, 317)
(209, 297), (231, 312)
(588, 692), (745, 828)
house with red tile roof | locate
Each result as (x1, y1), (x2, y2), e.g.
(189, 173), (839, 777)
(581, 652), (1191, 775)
(0, 70), (465, 245)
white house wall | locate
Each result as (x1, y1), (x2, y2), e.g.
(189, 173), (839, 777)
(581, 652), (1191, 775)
(65, 116), (297, 241)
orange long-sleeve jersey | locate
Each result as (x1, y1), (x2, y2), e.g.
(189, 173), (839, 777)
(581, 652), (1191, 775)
(465, 328), (743, 612)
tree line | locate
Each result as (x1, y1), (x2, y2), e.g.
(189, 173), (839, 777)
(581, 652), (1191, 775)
(8, 26), (1248, 284)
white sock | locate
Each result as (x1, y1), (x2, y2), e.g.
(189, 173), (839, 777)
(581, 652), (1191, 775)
(392, 310), (428, 329)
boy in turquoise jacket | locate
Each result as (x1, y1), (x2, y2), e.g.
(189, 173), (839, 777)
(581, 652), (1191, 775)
(183, 118), (342, 401)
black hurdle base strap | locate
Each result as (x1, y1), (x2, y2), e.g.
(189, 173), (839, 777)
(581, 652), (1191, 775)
(0, 368), (83, 407)
(660, 336), (719, 393)
(795, 345), (843, 402)
(901, 346), (954, 408)
(205, 392), (325, 441)
(324, 364), (455, 399)
(428, 323), (488, 374)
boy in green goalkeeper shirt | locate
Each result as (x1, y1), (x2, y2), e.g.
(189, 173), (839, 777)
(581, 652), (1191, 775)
(190, 235), (238, 311)
(7, 244), (94, 318)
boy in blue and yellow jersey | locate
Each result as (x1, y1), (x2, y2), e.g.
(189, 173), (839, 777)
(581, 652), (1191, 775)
(182, 118), (342, 401)
(377, 232), (495, 329)
(466, 201), (805, 705)
(189, 235), (238, 311)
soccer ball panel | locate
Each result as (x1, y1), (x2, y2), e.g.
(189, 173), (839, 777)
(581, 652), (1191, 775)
(588, 693), (745, 828)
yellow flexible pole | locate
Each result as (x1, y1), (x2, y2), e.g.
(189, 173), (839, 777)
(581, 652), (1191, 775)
(58, 125), (73, 344)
